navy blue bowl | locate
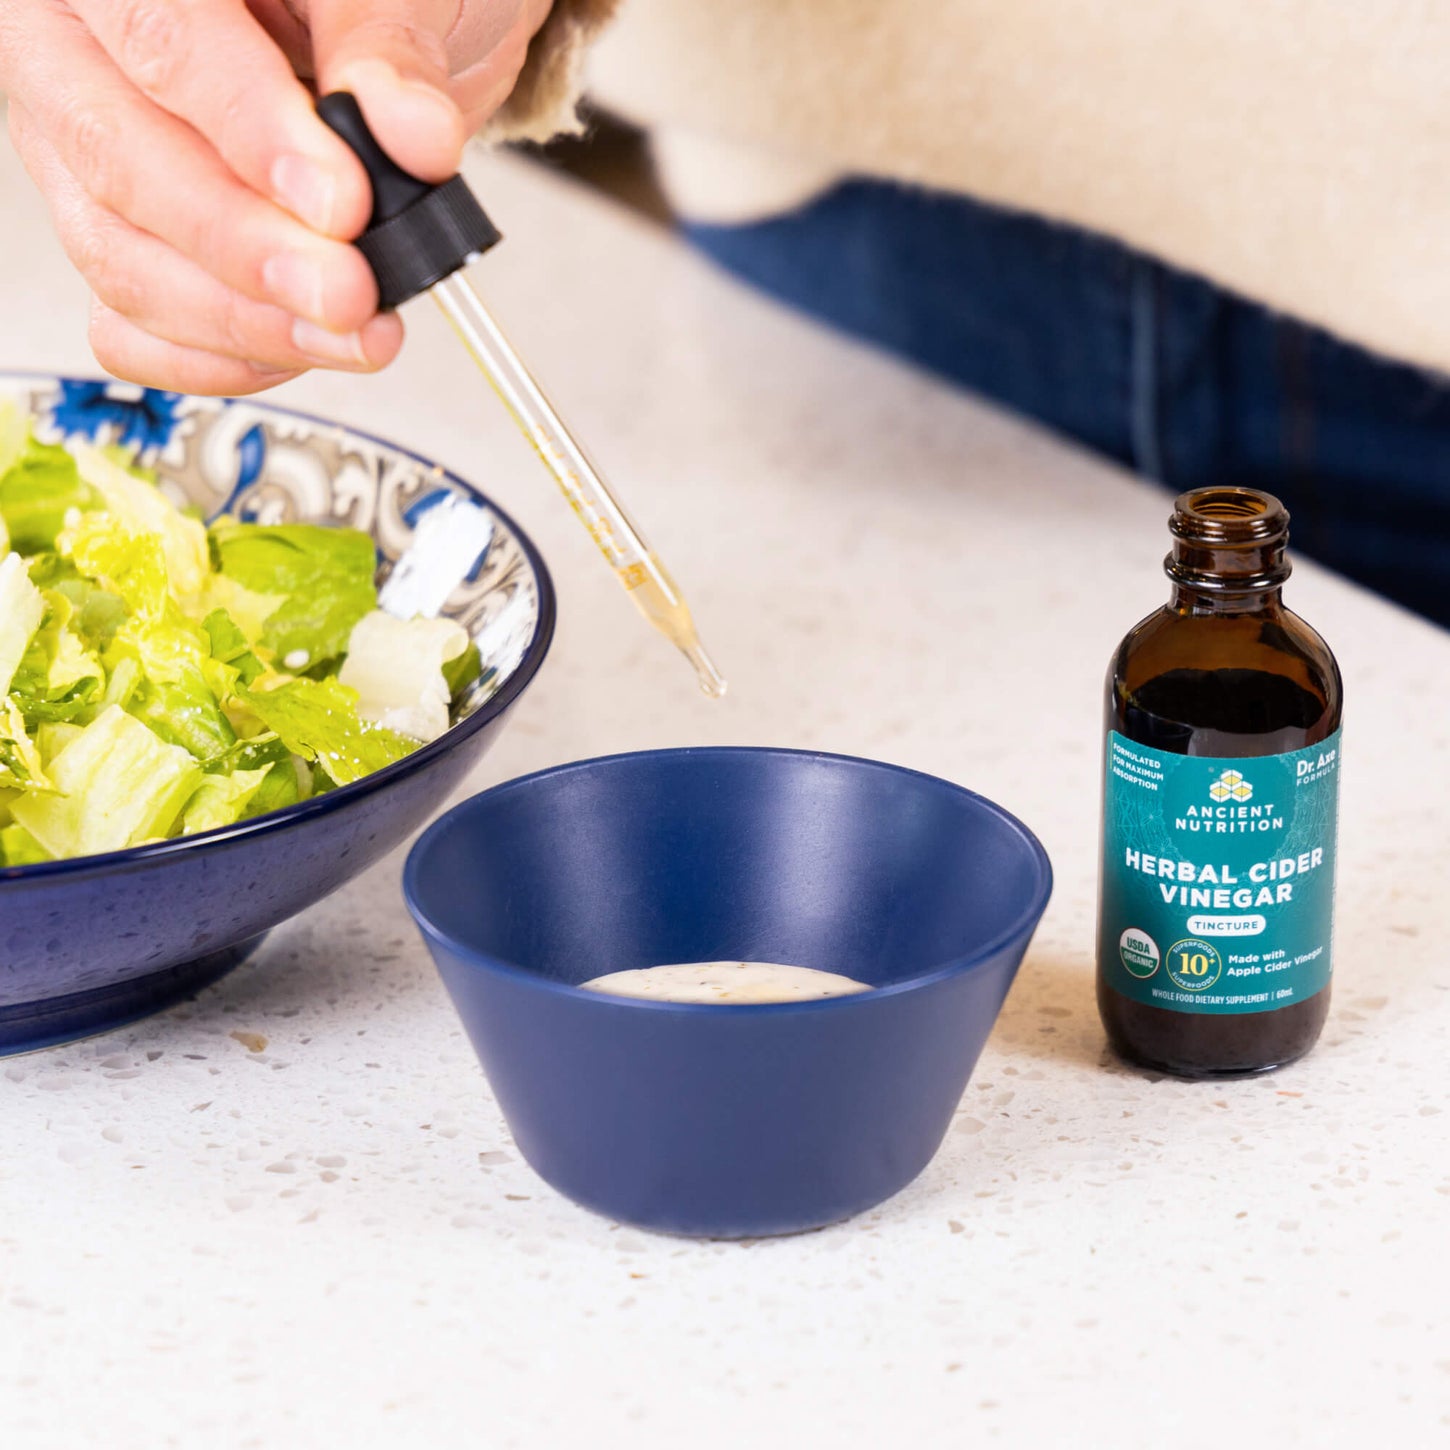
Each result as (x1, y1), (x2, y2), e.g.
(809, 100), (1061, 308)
(0, 375), (555, 1055)
(405, 748), (1053, 1237)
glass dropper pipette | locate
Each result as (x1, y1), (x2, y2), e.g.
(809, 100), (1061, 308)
(318, 92), (726, 698)
(430, 272), (725, 697)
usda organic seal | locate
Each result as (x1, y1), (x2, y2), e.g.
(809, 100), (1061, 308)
(1119, 928), (1160, 979)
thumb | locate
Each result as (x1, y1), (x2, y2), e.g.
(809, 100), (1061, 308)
(310, 1), (467, 184)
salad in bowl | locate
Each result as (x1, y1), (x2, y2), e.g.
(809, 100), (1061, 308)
(0, 376), (554, 1054)
(0, 402), (480, 865)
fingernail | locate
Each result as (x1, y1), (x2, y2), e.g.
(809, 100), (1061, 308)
(291, 319), (369, 367)
(271, 154), (338, 233)
(398, 75), (462, 131)
(337, 59), (462, 147)
(262, 253), (326, 323)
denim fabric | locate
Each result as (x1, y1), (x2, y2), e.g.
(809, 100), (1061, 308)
(688, 181), (1450, 629)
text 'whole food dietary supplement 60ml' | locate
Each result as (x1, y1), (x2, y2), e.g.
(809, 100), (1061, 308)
(1096, 488), (1343, 1078)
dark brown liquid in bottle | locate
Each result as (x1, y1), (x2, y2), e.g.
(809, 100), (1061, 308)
(1097, 488), (1343, 1078)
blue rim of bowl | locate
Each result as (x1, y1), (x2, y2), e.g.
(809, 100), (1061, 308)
(0, 376), (558, 884)
(403, 746), (1055, 1015)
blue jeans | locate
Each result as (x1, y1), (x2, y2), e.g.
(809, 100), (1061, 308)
(688, 181), (1450, 629)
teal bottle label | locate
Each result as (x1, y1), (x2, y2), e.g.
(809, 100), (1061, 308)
(1099, 729), (1341, 1015)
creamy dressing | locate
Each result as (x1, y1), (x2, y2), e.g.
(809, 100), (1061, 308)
(579, 961), (870, 1005)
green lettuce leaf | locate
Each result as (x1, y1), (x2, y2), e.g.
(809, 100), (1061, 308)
(443, 641), (482, 702)
(11, 674), (101, 728)
(196, 571), (283, 647)
(70, 441), (209, 600)
(0, 822), (52, 867)
(180, 765), (272, 835)
(0, 436), (95, 553)
(0, 739), (49, 793)
(128, 673), (236, 762)
(35, 722), (83, 763)
(53, 578), (128, 653)
(245, 765), (302, 818)
(0, 700), (53, 793)
(239, 677), (414, 786)
(59, 513), (236, 759)
(23, 556), (129, 655)
(60, 512), (169, 621)
(210, 521), (377, 667)
(100, 656), (142, 713)
(7, 589), (106, 728)
(0, 552), (47, 698)
(10, 705), (202, 857)
(207, 735), (311, 820)
(203, 608), (265, 685)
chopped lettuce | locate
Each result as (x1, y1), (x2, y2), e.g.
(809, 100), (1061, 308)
(129, 672), (237, 762)
(10, 673), (101, 728)
(70, 441), (209, 600)
(0, 822), (51, 868)
(35, 721), (83, 762)
(339, 610), (470, 744)
(10, 706), (202, 857)
(0, 408), (443, 864)
(50, 576), (128, 654)
(230, 736), (309, 819)
(0, 427), (95, 553)
(180, 765), (272, 835)
(239, 677), (414, 786)
(210, 521), (377, 668)
(443, 641), (483, 703)
(0, 552), (46, 697)
(0, 705), (51, 792)
(202, 608), (265, 685)
(197, 571), (284, 645)
(7, 588), (105, 727)
(60, 511), (170, 622)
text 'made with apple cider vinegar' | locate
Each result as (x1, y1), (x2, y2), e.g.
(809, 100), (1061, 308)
(1096, 488), (1343, 1079)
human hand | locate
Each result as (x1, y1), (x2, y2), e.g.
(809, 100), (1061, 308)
(1, 1), (552, 396)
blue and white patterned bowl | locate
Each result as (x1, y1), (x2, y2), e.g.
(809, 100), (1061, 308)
(0, 374), (555, 1055)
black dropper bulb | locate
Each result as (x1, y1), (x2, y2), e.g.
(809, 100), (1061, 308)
(316, 91), (501, 311)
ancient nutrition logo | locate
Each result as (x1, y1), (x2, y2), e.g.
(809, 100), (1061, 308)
(1209, 769), (1253, 804)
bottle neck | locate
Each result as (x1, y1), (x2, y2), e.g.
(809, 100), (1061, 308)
(1169, 581), (1284, 615)
(1163, 487), (1291, 616)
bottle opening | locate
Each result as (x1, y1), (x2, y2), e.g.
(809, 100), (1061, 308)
(1171, 487), (1288, 546)
(1185, 490), (1269, 520)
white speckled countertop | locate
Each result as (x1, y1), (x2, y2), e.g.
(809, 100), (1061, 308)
(2, 128), (1448, 1450)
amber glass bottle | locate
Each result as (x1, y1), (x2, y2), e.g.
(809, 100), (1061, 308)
(1096, 488), (1343, 1078)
